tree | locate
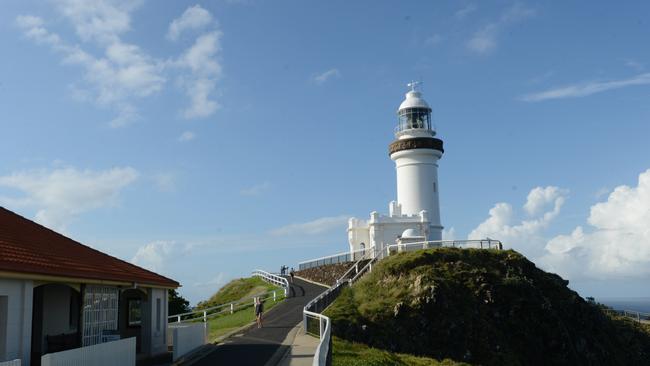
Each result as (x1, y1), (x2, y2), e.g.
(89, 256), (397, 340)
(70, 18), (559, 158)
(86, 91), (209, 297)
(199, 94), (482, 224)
(168, 289), (191, 316)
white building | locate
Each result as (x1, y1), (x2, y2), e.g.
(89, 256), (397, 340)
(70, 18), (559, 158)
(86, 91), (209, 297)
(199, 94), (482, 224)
(348, 84), (444, 255)
(0, 207), (179, 365)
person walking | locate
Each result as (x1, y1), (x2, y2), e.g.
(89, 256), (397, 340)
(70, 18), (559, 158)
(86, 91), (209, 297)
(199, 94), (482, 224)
(254, 297), (264, 328)
(289, 268), (295, 284)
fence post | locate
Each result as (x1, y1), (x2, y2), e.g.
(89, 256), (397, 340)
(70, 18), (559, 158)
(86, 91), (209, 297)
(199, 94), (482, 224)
(320, 317), (326, 338)
(303, 313), (308, 334)
(231, 303), (234, 314)
(177, 315), (181, 323)
(203, 311), (207, 323)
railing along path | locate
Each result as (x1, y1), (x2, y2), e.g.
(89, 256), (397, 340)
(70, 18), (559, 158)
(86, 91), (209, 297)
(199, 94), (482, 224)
(169, 269), (289, 324)
(303, 246), (378, 366)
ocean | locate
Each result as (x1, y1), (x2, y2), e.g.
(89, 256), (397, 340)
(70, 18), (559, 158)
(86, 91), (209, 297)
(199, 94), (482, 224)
(598, 297), (650, 313)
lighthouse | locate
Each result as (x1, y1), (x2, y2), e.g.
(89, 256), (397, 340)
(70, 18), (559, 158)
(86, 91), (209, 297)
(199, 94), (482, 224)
(390, 82), (444, 240)
(347, 83), (444, 256)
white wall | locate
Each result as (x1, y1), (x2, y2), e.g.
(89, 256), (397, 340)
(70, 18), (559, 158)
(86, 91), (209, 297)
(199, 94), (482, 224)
(41, 337), (135, 366)
(391, 148), (442, 230)
(143, 288), (168, 357)
(0, 279), (33, 364)
(170, 323), (206, 361)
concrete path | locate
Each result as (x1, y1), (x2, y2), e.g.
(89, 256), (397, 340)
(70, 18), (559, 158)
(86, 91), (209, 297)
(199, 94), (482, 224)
(277, 325), (319, 366)
(187, 278), (326, 366)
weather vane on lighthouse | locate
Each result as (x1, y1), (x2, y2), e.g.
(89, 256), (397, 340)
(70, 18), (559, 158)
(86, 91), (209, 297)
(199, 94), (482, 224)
(407, 80), (422, 92)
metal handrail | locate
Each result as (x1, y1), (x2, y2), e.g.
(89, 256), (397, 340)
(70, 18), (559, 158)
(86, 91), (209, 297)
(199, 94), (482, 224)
(303, 246), (380, 366)
(169, 269), (289, 324)
(298, 247), (372, 270)
(385, 239), (503, 254)
(252, 269), (290, 291)
(335, 246), (375, 284)
(604, 309), (650, 323)
(169, 288), (283, 324)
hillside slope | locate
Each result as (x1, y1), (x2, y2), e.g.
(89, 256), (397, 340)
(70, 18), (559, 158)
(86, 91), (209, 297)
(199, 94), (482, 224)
(197, 276), (279, 309)
(324, 248), (650, 366)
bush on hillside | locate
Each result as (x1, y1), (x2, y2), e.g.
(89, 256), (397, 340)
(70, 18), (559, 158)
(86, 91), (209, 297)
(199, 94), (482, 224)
(325, 248), (650, 366)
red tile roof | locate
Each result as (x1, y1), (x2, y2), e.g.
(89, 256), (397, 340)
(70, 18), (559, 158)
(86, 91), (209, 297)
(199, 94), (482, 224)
(0, 207), (179, 288)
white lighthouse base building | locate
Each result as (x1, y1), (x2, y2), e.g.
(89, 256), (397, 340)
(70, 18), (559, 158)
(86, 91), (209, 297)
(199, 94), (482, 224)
(348, 201), (436, 256)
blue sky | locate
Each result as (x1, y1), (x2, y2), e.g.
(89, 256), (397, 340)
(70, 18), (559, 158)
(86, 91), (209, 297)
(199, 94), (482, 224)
(1, 0), (650, 304)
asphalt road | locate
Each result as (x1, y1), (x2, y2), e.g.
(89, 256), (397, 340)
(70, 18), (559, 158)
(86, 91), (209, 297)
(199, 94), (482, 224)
(190, 277), (326, 366)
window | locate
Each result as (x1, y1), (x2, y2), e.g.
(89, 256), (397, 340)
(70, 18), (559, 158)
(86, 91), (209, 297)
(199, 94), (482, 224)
(433, 182), (437, 193)
(398, 108), (431, 132)
(156, 298), (161, 332)
(81, 286), (119, 346)
(127, 299), (142, 326)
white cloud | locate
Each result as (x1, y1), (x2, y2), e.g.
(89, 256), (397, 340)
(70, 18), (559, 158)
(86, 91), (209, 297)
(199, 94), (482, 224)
(442, 227), (456, 240)
(468, 186), (567, 258)
(523, 186), (566, 216)
(52, 0), (140, 44)
(270, 215), (349, 236)
(131, 240), (190, 273)
(178, 131), (196, 142)
(0, 166), (138, 231)
(175, 31), (223, 119)
(541, 169), (650, 280)
(240, 181), (270, 197)
(15, 2), (223, 124)
(16, 4), (164, 127)
(467, 3), (535, 54)
(312, 68), (340, 85)
(520, 73), (650, 102)
(167, 5), (213, 41)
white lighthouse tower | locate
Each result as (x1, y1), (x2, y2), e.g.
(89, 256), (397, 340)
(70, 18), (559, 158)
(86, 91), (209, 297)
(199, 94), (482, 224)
(390, 82), (444, 240)
(347, 83), (444, 256)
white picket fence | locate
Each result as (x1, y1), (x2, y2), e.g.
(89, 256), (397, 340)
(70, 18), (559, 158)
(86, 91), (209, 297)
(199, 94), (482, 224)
(40, 337), (135, 366)
(0, 360), (21, 366)
(169, 323), (207, 361)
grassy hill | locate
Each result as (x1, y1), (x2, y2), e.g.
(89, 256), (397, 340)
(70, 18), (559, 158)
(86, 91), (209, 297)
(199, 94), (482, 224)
(324, 248), (650, 366)
(197, 276), (278, 309)
(195, 276), (285, 341)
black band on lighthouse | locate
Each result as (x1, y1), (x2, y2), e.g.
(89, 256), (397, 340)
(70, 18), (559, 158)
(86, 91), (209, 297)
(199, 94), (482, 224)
(389, 137), (444, 155)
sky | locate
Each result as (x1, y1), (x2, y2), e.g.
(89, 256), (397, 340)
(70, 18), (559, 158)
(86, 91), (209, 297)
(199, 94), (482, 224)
(1, 0), (649, 305)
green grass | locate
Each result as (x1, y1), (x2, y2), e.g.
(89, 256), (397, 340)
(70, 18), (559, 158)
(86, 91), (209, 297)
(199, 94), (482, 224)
(197, 276), (280, 309)
(206, 292), (285, 341)
(324, 248), (650, 365)
(332, 337), (468, 366)
(191, 276), (287, 341)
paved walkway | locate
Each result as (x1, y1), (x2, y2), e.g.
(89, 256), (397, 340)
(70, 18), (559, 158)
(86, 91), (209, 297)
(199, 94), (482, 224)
(188, 278), (326, 366)
(277, 325), (319, 366)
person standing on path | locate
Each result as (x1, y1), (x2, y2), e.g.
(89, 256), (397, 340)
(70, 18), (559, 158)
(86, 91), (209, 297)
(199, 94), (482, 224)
(289, 268), (295, 283)
(255, 297), (264, 328)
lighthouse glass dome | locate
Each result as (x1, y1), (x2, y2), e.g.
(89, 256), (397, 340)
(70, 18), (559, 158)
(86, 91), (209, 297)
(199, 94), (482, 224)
(398, 107), (432, 132)
(396, 89), (435, 135)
